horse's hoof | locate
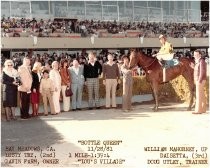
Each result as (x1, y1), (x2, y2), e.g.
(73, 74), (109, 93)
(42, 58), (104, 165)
(153, 107), (158, 112)
(187, 107), (192, 111)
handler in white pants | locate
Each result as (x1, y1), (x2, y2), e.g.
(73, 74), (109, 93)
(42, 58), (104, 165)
(50, 61), (61, 114)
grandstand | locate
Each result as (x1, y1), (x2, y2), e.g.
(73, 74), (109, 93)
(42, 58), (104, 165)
(1, 1), (204, 22)
(1, 1), (209, 52)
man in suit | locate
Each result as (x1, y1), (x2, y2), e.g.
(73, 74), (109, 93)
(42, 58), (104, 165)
(18, 57), (33, 119)
(69, 59), (84, 111)
(193, 50), (207, 114)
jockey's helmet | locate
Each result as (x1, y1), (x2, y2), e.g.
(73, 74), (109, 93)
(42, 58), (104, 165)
(159, 34), (166, 40)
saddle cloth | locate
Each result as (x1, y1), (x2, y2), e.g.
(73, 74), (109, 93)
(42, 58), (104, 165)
(157, 53), (179, 68)
(165, 59), (179, 68)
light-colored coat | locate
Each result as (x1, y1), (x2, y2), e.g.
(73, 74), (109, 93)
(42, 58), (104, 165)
(49, 69), (61, 113)
(18, 65), (32, 92)
(49, 69), (61, 91)
(69, 66), (84, 85)
(69, 66), (84, 109)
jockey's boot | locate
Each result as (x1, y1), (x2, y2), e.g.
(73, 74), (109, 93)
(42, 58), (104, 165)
(159, 59), (166, 68)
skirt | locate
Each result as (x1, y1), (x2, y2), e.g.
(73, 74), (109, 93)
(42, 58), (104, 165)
(3, 90), (17, 107)
(31, 91), (40, 104)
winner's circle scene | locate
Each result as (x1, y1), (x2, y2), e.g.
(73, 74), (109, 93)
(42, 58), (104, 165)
(1, 1), (209, 167)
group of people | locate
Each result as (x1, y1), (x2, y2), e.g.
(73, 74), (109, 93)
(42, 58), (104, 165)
(2, 52), (134, 121)
(1, 17), (209, 38)
(2, 34), (208, 121)
(154, 34), (207, 114)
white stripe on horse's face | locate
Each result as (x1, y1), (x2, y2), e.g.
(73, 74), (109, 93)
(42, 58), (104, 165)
(129, 51), (137, 69)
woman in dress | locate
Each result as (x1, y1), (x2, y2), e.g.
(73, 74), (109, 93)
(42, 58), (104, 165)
(31, 62), (42, 116)
(60, 59), (71, 112)
(2, 60), (19, 121)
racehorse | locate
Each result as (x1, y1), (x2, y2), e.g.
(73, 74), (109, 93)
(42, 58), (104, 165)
(129, 49), (195, 111)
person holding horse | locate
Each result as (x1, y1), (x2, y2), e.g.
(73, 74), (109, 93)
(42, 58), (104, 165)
(121, 55), (133, 112)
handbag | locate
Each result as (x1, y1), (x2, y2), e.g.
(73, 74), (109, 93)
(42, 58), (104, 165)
(65, 86), (73, 97)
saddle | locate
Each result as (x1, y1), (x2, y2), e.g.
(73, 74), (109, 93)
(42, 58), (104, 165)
(156, 53), (179, 82)
(160, 59), (179, 68)
(157, 53), (179, 68)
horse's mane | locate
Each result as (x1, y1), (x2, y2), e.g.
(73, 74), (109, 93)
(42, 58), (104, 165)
(135, 49), (156, 61)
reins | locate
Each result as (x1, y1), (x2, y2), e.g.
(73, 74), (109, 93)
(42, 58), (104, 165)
(142, 57), (157, 69)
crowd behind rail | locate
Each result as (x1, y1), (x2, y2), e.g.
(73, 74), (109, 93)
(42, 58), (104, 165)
(1, 49), (209, 76)
(1, 17), (209, 38)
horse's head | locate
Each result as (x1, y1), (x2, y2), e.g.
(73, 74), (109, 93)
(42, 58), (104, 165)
(129, 49), (138, 69)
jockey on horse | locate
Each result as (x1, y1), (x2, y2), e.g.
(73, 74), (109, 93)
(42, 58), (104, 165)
(153, 34), (175, 82)
(155, 34), (174, 66)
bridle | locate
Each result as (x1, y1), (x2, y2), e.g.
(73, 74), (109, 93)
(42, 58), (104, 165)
(130, 51), (157, 70)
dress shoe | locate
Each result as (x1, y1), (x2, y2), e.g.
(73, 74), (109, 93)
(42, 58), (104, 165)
(21, 117), (28, 120)
(12, 117), (17, 120)
(88, 108), (93, 110)
(96, 107), (100, 109)
(77, 108), (81, 110)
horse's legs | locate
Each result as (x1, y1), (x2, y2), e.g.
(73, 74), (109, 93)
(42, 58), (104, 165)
(150, 83), (155, 100)
(151, 82), (160, 112)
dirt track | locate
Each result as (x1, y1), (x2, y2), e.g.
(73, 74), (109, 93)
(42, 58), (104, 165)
(1, 101), (209, 168)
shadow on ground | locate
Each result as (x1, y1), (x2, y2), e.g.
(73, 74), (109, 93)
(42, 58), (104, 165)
(1, 118), (81, 156)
